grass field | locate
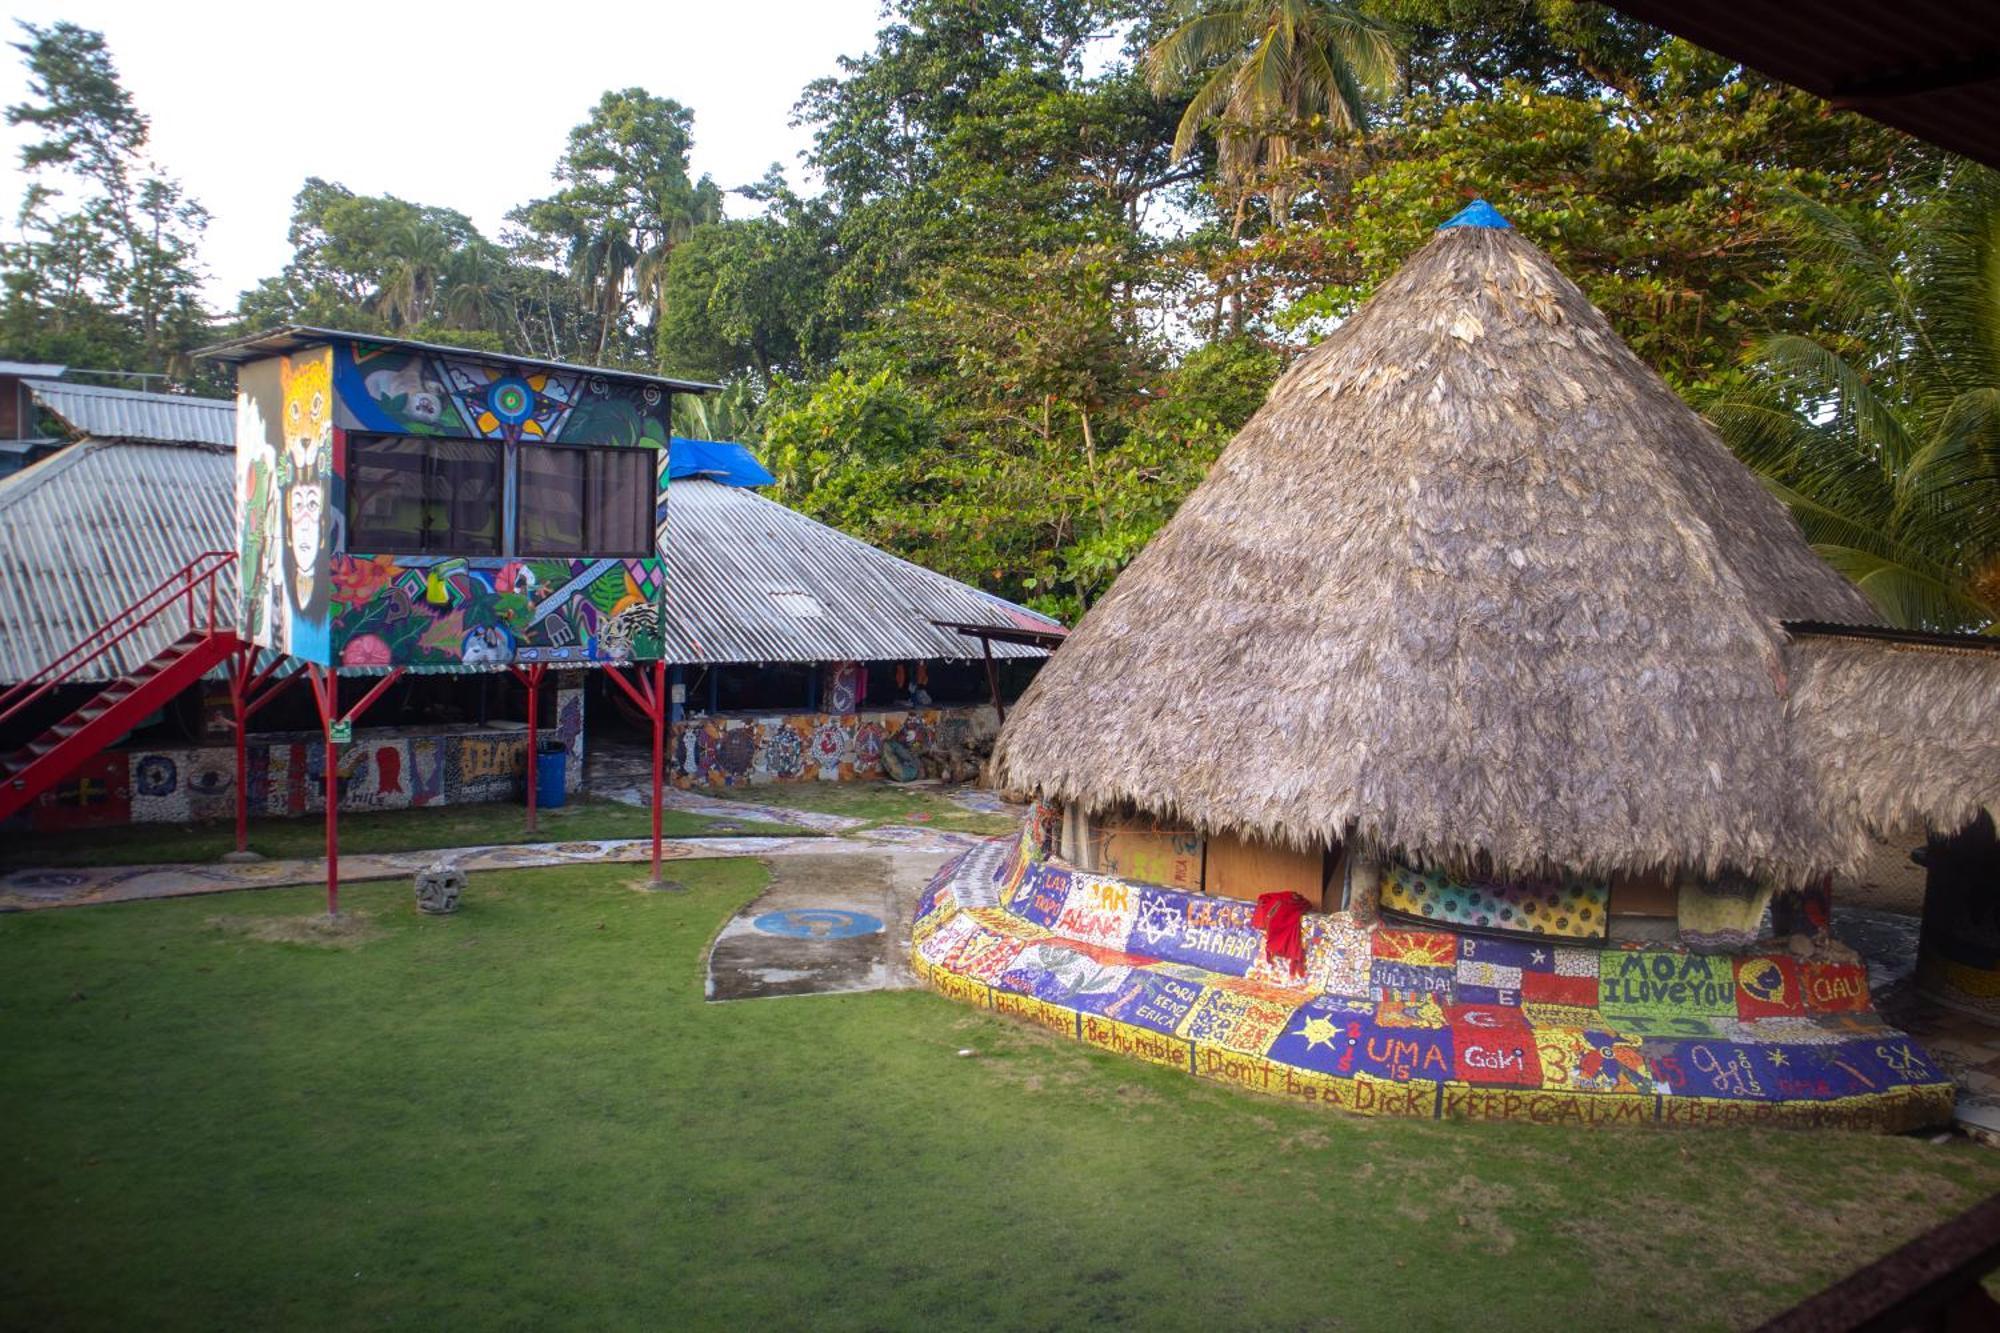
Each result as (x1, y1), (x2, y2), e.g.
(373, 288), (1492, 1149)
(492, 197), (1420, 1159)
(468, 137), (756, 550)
(0, 796), (808, 869)
(700, 779), (1017, 836)
(3, 862), (1994, 1330)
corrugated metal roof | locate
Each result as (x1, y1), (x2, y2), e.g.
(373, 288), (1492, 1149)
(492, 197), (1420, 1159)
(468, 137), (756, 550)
(0, 440), (1058, 681)
(0, 440), (236, 683)
(660, 479), (1059, 665)
(25, 380), (236, 448)
(198, 326), (720, 394)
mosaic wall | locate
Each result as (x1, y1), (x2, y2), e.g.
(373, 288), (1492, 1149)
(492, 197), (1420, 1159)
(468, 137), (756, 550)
(910, 829), (1956, 1131)
(12, 689), (582, 831)
(671, 706), (999, 787)
(237, 336), (671, 668)
(1380, 861), (1610, 941)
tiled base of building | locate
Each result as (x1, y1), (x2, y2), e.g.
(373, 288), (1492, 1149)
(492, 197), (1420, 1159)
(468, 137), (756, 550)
(912, 829), (1957, 1132)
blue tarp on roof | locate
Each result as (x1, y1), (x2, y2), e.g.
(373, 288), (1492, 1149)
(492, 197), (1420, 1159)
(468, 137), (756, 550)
(1439, 199), (1511, 230)
(668, 436), (775, 487)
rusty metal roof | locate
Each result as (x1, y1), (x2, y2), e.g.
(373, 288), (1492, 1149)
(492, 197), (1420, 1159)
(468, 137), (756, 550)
(0, 440), (236, 683)
(25, 380), (236, 448)
(658, 479), (1060, 665)
(1603, 1), (2000, 168)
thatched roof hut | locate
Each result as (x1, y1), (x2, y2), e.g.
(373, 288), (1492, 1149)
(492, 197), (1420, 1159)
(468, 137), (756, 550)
(1786, 628), (2000, 846)
(992, 202), (1991, 887)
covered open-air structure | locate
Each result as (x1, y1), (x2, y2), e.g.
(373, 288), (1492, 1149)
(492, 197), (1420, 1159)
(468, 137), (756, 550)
(911, 201), (1999, 1130)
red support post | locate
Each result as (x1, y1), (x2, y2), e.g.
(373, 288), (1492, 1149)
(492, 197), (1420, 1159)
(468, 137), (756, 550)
(512, 664), (546, 835)
(229, 645), (253, 857)
(650, 657), (666, 889)
(308, 666), (341, 917)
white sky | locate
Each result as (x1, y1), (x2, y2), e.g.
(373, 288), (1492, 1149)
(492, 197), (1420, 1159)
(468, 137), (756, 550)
(0, 0), (888, 310)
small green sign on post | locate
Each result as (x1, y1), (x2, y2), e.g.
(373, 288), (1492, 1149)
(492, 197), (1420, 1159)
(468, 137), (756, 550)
(328, 720), (353, 744)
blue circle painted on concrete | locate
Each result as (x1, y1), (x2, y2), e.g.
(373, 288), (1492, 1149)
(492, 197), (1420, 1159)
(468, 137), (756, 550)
(751, 909), (885, 940)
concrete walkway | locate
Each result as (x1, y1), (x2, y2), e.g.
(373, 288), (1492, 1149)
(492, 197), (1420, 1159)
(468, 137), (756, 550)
(706, 850), (943, 1001)
(0, 825), (987, 912)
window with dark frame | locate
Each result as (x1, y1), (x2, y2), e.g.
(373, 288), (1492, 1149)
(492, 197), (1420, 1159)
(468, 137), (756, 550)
(344, 435), (655, 559)
(518, 445), (654, 558)
(347, 435), (503, 555)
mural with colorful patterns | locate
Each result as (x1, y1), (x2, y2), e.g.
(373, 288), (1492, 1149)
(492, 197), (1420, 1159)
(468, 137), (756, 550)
(235, 334), (673, 668)
(909, 827), (1957, 1132)
(9, 693), (581, 832)
(331, 556), (664, 666)
(670, 707), (999, 787)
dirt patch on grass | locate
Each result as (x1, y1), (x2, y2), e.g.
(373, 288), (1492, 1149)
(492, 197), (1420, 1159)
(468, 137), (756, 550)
(207, 910), (385, 949)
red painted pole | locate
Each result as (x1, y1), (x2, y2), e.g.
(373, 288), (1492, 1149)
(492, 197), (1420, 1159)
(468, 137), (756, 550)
(231, 647), (250, 855)
(523, 664), (541, 835)
(650, 658), (666, 888)
(325, 670), (341, 918)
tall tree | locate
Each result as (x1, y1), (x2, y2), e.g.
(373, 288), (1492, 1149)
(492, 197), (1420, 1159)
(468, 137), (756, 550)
(1, 21), (210, 378)
(1710, 168), (2000, 632)
(1144, 0), (1398, 231)
(509, 90), (722, 365)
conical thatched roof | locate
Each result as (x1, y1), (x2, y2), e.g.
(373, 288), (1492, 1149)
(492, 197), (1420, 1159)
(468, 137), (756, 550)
(993, 204), (1886, 885)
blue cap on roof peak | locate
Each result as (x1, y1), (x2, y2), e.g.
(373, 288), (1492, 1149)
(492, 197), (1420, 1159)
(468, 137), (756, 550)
(1438, 199), (1510, 231)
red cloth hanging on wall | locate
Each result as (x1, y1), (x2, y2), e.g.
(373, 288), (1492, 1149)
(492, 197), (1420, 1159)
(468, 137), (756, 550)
(1252, 891), (1311, 978)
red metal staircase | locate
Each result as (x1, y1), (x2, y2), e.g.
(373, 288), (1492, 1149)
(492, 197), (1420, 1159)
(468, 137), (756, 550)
(0, 551), (242, 824)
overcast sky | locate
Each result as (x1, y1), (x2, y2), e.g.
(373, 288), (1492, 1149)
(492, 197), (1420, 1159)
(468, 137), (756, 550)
(0, 0), (888, 309)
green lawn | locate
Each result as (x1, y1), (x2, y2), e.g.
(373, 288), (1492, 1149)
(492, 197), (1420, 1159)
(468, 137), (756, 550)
(700, 779), (1016, 836)
(0, 796), (808, 869)
(3, 863), (1995, 1330)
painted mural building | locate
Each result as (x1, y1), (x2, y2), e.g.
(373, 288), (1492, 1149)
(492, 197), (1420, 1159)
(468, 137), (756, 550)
(225, 332), (682, 670)
(0, 333), (1060, 843)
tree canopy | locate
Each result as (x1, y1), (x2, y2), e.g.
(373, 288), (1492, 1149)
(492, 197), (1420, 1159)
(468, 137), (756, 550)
(0, 6), (1979, 627)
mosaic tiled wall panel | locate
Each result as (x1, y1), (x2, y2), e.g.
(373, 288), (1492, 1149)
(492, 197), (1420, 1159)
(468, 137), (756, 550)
(14, 689), (583, 831)
(1380, 861), (1610, 940)
(671, 706), (998, 787)
(910, 829), (1956, 1132)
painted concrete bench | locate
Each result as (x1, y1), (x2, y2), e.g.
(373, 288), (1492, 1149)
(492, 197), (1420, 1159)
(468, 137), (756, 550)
(912, 829), (1955, 1131)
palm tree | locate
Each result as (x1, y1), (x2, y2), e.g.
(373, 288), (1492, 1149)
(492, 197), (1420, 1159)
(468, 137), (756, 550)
(1144, 0), (1398, 233)
(1709, 167), (2000, 632)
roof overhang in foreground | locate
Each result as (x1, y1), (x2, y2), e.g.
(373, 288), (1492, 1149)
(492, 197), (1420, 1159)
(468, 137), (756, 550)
(1602, 0), (2000, 169)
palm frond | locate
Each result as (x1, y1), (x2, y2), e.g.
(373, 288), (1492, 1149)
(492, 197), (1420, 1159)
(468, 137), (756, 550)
(1751, 332), (1913, 470)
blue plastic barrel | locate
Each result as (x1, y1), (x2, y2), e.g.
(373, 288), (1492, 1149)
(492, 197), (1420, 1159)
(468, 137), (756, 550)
(534, 743), (567, 809)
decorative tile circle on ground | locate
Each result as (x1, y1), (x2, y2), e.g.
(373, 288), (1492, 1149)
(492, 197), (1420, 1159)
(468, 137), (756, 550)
(752, 909), (885, 940)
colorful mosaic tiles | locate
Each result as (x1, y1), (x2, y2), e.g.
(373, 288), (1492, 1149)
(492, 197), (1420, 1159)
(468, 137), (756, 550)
(911, 829), (1956, 1132)
(1380, 860), (1610, 941)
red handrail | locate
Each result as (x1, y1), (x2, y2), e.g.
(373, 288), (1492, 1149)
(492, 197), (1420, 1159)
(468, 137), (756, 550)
(0, 549), (238, 729)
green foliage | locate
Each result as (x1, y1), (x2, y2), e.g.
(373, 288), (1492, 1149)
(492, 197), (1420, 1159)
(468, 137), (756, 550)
(508, 89), (723, 366)
(1, 20), (212, 384)
(1235, 64), (1940, 389)
(1145, 0), (1399, 228)
(1709, 167), (2000, 632)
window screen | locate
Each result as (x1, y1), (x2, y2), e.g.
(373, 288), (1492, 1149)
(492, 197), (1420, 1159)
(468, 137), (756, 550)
(519, 446), (654, 557)
(347, 436), (502, 555)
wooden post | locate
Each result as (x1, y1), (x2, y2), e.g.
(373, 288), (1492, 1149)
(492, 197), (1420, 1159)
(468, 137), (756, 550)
(981, 634), (1005, 723)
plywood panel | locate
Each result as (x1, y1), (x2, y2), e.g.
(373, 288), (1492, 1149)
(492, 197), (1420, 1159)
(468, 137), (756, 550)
(1610, 869), (1677, 918)
(1205, 832), (1326, 908)
(1086, 816), (1204, 891)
